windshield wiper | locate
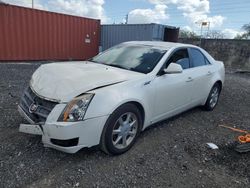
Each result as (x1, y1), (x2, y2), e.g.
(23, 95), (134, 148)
(103, 63), (128, 70)
(87, 59), (99, 63)
(89, 61), (129, 71)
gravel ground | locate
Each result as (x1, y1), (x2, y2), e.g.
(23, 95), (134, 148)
(0, 62), (249, 188)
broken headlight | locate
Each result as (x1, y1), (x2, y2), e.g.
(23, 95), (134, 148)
(58, 94), (94, 122)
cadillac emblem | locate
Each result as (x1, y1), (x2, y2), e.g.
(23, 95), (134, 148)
(29, 103), (38, 113)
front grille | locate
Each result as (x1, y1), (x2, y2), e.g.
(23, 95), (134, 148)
(19, 87), (58, 123)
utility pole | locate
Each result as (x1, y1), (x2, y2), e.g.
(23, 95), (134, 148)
(207, 21), (210, 38)
(200, 23), (203, 40)
(125, 14), (128, 24)
(197, 21), (209, 46)
(195, 21), (203, 46)
(32, 0), (34, 8)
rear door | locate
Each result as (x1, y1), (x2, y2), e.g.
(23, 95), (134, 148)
(188, 48), (214, 103)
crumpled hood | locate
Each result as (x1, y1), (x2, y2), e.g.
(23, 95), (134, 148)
(30, 61), (142, 102)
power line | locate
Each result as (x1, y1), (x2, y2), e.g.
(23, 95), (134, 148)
(106, 9), (250, 17)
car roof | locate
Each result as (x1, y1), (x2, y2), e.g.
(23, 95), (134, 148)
(122, 41), (198, 50)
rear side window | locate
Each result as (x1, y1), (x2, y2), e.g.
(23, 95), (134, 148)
(167, 49), (190, 69)
(189, 48), (206, 67)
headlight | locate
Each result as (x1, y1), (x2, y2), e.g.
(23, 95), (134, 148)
(58, 93), (94, 122)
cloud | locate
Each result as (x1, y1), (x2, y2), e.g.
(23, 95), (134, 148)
(184, 13), (225, 28)
(128, 4), (169, 24)
(3, 0), (109, 23)
(148, 0), (230, 38)
(149, 0), (209, 14)
(148, 0), (174, 4)
(148, 0), (226, 28)
(176, 0), (209, 14)
(3, 0), (31, 7)
(181, 25), (192, 32)
(3, 0), (44, 9)
(175, 0), (225, 28)
(48, 0), (109, 23)
(221, 29), (244, 39)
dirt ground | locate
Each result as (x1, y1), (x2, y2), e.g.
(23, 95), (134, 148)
(0, 63), (249, 188)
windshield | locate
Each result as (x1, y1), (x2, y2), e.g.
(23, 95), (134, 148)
(90, 44), (166, 74)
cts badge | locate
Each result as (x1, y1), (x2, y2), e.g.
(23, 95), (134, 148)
(29, 103), (38, 113)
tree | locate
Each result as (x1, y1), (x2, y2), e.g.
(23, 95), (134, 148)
(234, 33), (248, 39)
(234, 23), (250, 39)
(207, 31), (224, 39)
(242, 23), (250, 36)
(179, 30), (199, 39)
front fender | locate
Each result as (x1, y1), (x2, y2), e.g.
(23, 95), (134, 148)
(84, 77), (156, 128)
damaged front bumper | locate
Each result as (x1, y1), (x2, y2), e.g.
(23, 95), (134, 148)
(18, 104), (109, 154)
(19, 123), (43, 135)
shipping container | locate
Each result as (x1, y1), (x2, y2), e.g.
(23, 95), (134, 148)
(0, 3), (100, 61)
(164, 27), (180, 42)
(100, 23), (179, 51)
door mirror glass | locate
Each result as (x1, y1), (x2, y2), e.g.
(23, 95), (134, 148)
(164, 63), (183, 74)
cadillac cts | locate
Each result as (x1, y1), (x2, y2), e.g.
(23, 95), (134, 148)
(18, 41), (225, 155)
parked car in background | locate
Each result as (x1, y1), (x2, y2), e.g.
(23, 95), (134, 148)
(18, 41), (225, 155)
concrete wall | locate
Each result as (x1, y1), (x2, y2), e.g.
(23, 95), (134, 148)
(179, 38), (250, 70)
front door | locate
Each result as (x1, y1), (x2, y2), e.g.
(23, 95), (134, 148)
(152, 48), (194, 122)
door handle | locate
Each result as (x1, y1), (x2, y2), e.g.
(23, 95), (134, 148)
(186, 77), (193, 82)
(207, 71), (212, 76)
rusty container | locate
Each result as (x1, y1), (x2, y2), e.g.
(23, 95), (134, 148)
(0, 3), (100, 61)
(163, 27), (179, 42)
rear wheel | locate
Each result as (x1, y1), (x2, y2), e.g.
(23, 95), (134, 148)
(203, 83), (221, 111)
(100, 103), (142, 155)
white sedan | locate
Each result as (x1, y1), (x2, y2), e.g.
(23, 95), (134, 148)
(18, 41), (225, 155)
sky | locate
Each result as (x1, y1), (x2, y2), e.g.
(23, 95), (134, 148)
(2, 0), (250, 38)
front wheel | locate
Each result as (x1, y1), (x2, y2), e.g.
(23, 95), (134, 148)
(203, 83), (221, 111)
(100, 103), (142, 155)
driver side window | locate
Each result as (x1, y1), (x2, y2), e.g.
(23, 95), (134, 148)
(166, 49), (190, 69)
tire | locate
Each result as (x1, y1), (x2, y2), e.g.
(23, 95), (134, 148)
(203, 83), (221, 111)
(100, 103), (142, 155)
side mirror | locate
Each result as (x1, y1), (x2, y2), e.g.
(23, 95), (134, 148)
(164, 63), (183, 74)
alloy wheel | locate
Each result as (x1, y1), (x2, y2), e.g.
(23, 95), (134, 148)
(112, 112), (138, 149)
(209, 86), (219, 108)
